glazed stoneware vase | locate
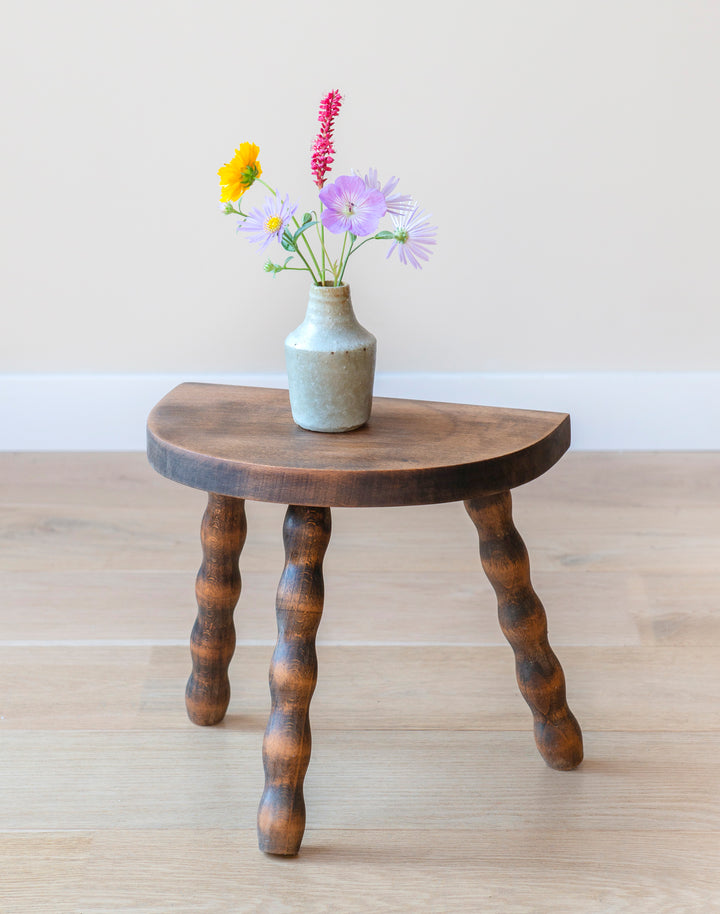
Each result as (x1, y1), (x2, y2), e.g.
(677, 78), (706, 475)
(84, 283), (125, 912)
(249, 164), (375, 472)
(285, 283), (376, 433)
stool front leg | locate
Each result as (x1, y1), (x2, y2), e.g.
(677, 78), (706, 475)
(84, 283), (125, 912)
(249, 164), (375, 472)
(186, 493), (246, 726)
(258, 504), (332, 856)
(465, 491), (583, 771)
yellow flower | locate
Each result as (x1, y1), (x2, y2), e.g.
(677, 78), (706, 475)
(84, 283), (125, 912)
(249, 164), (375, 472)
(218, 142), (262, 202)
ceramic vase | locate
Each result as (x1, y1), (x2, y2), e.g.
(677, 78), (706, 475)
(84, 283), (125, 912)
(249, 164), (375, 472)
(285, 283), (376, 433)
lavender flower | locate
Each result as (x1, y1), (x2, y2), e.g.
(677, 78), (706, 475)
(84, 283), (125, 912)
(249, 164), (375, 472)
(319, 175), (387, 237)
(237, 192), (297, 250)
(355, 167), (411, 215)
(386, 204), (438, 269)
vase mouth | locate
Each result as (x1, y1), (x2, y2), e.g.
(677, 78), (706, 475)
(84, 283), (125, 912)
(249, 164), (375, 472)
(309, 282), (351, 302)
(314, 281), (348, 289)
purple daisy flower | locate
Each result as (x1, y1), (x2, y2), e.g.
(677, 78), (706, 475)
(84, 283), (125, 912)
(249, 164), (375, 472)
(386, 204), (438, 269)
(355, 167), (412, 215)
(319, 175), (387, 236)
(237, 192), (297, 250)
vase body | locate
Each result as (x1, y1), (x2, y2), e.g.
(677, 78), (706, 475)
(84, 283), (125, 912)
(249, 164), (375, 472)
(285, 283), (376, 433)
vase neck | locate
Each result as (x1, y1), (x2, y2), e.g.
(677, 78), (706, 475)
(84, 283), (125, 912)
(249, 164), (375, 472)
(306, 283), (355, 323)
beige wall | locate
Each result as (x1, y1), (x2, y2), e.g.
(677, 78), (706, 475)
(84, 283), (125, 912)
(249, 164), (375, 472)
(1, 0), (718, 375)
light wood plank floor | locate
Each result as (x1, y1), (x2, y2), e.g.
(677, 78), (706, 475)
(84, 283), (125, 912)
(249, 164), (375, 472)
(1, 452), (719, 913)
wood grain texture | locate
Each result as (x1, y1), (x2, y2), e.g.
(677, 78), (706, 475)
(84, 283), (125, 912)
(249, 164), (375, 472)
(258, 505), (332, 856)
(4, 730), (720, 832)
(466, 491), (583, 770)
(3, 644), (719, 733)
(146, 383), (570, 506)
(52, 829), (720, 913)
(185, 493), (246, 726)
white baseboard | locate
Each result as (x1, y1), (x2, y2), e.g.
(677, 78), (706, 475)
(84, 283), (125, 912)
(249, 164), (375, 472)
(1, 372), (718, 450)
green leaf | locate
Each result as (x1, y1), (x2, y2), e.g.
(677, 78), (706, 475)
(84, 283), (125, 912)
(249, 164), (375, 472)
(293, 220), (319, 242)
(281, 230), (296, 252)
(374, 231), (394, 240)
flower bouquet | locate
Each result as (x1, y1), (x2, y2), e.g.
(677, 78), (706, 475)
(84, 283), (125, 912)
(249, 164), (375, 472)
(219, 90), (437, 283)
(218, 91), (437, 433)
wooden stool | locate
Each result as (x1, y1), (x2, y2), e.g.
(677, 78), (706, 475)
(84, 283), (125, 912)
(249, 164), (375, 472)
(147, 383), (583, 856)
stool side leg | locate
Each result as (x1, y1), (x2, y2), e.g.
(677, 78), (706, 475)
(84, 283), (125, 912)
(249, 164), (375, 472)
(465, 491), (583, 770)
(186, 493), (246, 726)
(258, 504), (331, 856)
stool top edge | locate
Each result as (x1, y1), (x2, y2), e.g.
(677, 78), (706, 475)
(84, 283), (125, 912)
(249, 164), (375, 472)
(146, 383), (570, 506)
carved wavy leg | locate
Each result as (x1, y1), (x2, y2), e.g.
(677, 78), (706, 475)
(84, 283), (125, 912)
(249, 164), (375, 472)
(257, 505), (331, 856)
(185, 493), (246, 726)
(465, 491), (583, 770)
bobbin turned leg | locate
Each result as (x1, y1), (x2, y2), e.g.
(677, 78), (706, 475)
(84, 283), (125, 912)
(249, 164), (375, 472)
(258, 505), (331, 856)
(465, 491), (583, 770)
(186, 493), (246, 726)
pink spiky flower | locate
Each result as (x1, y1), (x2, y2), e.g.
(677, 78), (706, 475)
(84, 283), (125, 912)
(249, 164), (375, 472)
(311, 90), (342, 188)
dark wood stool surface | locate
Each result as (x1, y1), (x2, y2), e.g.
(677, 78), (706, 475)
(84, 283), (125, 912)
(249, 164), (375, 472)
(147, 383), (570, 507)
(146, 382), (582, 856)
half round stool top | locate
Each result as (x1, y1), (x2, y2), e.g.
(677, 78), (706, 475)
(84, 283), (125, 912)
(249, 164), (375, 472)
(146, 383), (570, 508)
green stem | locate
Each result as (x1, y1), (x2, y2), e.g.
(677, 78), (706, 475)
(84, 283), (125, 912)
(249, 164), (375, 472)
(338, 235), (385, 283)
(336, 233), (351, 285)
(320, 204), (326, 283)
(338, 234), (358, 285)
(293, 226), (322, 279)
(344, 234), (374, 256)
(302, 234), (322, 278)
(294, 247), (319, 283)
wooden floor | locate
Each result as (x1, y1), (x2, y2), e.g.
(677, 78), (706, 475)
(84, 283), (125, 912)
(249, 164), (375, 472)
(1, 452), (719, 913)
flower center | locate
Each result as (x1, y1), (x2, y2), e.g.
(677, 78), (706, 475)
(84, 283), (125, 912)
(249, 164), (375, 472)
(265, 215), (283, 233)
(341, 202), (356, 217)
(394, 228), (409, 244)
